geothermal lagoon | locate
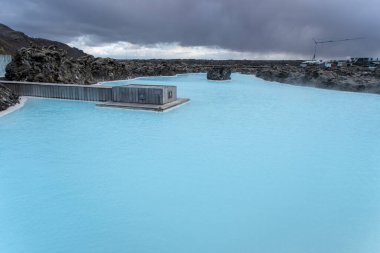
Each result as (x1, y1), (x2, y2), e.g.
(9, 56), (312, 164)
(1, 73), (380, 253)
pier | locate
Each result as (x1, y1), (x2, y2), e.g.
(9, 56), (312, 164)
(0, 80), (189, 112)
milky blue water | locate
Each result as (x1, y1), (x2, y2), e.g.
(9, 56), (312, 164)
(1, 73), (380, 253)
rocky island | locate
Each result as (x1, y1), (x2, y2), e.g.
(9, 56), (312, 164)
(207, 67), (232, 80)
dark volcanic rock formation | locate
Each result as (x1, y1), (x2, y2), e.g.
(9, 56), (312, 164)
(255, 65), (380, 94)
(4, 42), (303, 85)
(0, 23), (87, 58)
(5, 46), (216, 84)
(5, 46), (131, 84)
(6, 45), (94, 84)
(4, 46), (213, 84)
(207, 67), (232, 80)
(4, 39), (380, 96)
(0, 83), (19, 111)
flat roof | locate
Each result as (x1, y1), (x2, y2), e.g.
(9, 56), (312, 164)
(120, 84), (176, 89)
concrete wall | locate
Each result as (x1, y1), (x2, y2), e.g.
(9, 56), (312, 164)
(1, 81), (112, 102)
(112, 85), (177, 105)
(0, 55), (12, 77)
(0, 81), (179, 105)
(162, 86), (177, 104)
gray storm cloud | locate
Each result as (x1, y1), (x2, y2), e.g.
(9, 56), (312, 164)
(1, 0), (379, 58)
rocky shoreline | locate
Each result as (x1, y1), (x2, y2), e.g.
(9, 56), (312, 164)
(4, 45), (300, 84)
(255, 65), (380, 94)
(0, 83), (19, 111)
(1, 46), (380, 112)
(1, 23), (380, 113)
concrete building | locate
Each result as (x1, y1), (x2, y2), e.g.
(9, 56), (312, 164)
(111, 85), (177, 105)
(0, 80), (189, 112)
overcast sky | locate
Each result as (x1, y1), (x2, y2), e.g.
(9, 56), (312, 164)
(1, 0), (379, 59)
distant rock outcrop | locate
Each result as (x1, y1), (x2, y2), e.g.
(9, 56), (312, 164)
(0, 23), (87, 58)
(0, 83), (19, 111)
(4, 46), (213, 84)
(255, 65), (380, 94)
(207, 67), (232, 80)
(3, 32), (380, 97)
